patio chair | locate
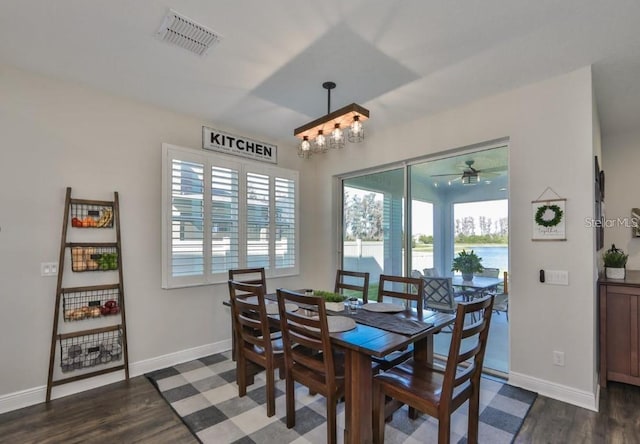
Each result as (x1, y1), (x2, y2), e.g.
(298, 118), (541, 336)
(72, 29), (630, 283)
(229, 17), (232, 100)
(422, 276), (458, 314)
(372, 295), (495, 444)
(492, 271), (509, 320)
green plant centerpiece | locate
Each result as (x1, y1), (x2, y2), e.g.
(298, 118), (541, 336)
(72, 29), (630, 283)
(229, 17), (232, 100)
(313, 290), (347, 311)
(603, 244), (628, 279)
(451, 249), (484, 281)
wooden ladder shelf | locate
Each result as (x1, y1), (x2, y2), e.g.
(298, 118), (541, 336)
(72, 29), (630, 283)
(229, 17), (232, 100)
(46, 187), (129, 401)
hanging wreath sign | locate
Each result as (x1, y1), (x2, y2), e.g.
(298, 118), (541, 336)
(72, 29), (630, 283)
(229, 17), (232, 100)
(532, 196), (566, 241)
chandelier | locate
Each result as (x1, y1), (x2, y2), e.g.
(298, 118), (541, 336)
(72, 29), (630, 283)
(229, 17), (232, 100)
(294, 82), (369, 159)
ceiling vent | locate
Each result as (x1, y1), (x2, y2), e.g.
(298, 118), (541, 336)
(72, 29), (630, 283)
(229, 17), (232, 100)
(156, 9), (222, 56)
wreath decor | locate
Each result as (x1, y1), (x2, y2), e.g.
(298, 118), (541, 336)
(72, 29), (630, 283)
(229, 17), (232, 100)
(535, 204), (563, 227)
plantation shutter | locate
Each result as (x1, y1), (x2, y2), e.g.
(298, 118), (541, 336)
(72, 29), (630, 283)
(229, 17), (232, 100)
(170, 158), (204, 278)
(246, 172), (270, 269)
(275, 176), (296, 268)
(211, 165), (239, 273)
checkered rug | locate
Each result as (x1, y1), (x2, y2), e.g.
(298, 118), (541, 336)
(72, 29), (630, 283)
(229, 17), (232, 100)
(146, 352), (536, 444)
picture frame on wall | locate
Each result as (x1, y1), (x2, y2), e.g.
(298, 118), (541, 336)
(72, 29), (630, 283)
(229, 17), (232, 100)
(632, 208), (640, 237)
(532, 198), (567, 241)
(595, 156), (604, 250)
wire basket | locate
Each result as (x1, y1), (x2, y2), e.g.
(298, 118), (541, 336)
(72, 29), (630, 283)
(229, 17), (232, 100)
(59, 328), (122, 373)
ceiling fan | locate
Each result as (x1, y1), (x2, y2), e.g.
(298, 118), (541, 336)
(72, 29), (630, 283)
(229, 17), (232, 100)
(430, 160), (502, 184)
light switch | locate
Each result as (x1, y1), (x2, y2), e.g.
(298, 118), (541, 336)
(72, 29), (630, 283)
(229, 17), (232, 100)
(544, 270), (569, 285)
(41, 262), (58, 277)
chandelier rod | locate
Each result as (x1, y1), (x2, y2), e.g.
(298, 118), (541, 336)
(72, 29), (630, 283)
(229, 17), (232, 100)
(323, 81), (336, 115)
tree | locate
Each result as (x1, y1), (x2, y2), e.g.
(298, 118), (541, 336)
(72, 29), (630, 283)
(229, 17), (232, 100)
(343, 191), (384, 241)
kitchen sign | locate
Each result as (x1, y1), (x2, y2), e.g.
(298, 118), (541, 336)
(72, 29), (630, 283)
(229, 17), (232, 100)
(202, 127), (277, 164)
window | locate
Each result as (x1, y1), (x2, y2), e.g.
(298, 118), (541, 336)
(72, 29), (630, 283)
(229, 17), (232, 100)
(162, 143), (298, 288)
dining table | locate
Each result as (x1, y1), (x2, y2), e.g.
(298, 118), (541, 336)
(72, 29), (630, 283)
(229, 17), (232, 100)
(451, 275), (503, 300)
(224, 291), (455, 444)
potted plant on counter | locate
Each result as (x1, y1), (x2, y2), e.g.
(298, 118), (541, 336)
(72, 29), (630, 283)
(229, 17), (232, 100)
(603, 244), (628, 279)
(451, 249), (484, 281)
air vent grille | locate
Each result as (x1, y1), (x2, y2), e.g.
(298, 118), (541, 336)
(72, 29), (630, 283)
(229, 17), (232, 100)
(156, 9), (222, 56)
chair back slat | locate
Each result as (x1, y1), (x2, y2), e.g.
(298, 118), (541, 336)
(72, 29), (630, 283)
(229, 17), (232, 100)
(377, 275), (424, 317)
(335, 269), (370, 302)
(441, 296), (494, 399)
(229, 267), (267, 293)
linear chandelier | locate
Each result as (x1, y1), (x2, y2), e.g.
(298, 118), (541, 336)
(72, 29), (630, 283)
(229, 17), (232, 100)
(294, 81), (369, 159)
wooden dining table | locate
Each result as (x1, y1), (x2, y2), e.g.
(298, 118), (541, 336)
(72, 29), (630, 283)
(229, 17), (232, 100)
(224, 291), (455, 444)
(329, 307), (454, 443)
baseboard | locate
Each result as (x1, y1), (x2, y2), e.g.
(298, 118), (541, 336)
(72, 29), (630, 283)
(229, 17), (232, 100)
(0, 339), (232, 415)
(509, 370), (599, 412)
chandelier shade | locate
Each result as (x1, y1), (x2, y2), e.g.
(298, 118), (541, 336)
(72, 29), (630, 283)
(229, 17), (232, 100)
(295, 81), (369, 158)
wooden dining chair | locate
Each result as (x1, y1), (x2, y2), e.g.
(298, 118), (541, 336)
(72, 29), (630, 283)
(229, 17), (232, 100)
(228, 267), (269, 361)
(228, 280), (284, 417)
(276, 289), (345, 444)
(369, 274), (425, 370)
(372, 295), (495, 444)
(492, 271), (509, 320)
(375, 274), (425, 316)
(334, 269), (369, 301)
(228, 267), (267, 288)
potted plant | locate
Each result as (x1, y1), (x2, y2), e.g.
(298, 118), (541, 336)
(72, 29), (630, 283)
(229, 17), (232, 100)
(451, 249), (484, 281)
(603, 244), (628, 279)
(313, 290), (347, 312)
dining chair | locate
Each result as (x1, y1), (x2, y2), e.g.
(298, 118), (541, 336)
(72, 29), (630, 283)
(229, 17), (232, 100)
(492, 271), (509, 320)
(368, 275), (425, 370)
(422, 276), (458, 314)
(228, 267), (267, 288)
(334, 269), (369, 301)
(227, 267), (275, 361)
(375, 274), (425, 316)
(476, 267), (500, 278)
(276, 289), (345, 444)
(372, 295), (495, 444)
(423, 267), (439, 277)
(228, 280), (285, 417)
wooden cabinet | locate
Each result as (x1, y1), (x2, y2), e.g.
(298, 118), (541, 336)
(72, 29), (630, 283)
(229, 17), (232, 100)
(599, 270), (640, 387)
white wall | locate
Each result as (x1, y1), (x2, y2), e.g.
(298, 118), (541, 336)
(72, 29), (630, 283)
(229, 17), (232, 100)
(0, 64), (313, 409)
(306, 67), (599, 410)
(0, 63), (601, 412)
(602, 129), (640, 265)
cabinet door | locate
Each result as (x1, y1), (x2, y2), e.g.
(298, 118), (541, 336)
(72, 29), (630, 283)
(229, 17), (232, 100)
(606, 285), (640, 384)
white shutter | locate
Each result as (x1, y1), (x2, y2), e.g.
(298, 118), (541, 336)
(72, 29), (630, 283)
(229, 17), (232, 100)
(275, 176), (296, 268)
(170, 158), (204, 277)
(211, 165), (239, 273)
(246, 172), (270, 269)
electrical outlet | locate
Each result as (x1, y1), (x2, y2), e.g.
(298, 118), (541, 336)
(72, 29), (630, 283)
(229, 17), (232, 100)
(41, 262), (58, 277)
(553, 350), (565, 366)
(544, 270), (569, 285)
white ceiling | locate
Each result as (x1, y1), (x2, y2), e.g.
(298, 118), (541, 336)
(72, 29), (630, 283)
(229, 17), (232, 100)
(2, 0), (640, 146)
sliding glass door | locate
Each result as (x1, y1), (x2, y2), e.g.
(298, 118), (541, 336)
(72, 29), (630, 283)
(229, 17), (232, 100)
(342, 168), (404, 289)
(340, 145), (509, 374)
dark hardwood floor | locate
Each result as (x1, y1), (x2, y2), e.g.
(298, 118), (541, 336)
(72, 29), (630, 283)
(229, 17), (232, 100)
(515, 381), (640, 443)
(1, 376), (639, 443)
(0, 376), (198, 444)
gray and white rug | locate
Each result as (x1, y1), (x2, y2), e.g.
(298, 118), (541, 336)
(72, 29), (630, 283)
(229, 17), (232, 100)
(146, 352), (536, 444)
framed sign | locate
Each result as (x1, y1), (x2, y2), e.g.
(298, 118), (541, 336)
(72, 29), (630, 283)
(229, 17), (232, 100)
(202, 126), (277, 164)
(532, 198), (566, 241)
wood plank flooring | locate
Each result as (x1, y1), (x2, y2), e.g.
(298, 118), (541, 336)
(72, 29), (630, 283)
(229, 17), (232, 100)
(1, 376), (639, 443)
(0, 376), (197, 444)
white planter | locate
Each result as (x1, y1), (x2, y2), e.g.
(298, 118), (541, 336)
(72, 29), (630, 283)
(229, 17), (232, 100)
(325, 301), (345, 312)
(606, 267), (626, 280)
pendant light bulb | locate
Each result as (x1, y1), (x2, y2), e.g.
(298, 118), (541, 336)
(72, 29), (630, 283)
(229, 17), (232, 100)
(348, 115), (364, 143)
(330, 123), (345, 149)
(314, 130), (327, 153)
